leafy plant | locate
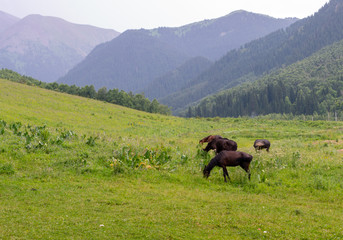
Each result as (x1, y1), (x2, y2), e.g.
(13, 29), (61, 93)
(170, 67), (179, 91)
(110, 145), (173, 172)
(85, 136), (98, 146)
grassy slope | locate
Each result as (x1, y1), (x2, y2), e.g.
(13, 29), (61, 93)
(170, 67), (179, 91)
(1, 79), (343, 239)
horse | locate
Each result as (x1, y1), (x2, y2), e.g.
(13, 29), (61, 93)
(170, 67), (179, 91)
(253, 139), (271, 152)
(199, 135), (225, 144)
(203, 151), (253, 182)
(203, 138), (238, 153)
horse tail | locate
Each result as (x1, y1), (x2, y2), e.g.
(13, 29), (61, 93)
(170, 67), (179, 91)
(245, 154), (253, 163)
(239, 152), (253, 163)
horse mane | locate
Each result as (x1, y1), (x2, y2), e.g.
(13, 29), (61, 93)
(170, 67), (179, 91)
(199, 135), (222, 144)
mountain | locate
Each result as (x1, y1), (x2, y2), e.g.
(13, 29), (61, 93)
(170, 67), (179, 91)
(0, 14), (119, 82)
(58, 30), (189, 91)
(58, 11), (297, 92)
(0, 11), (19, 33)
(163, 0), (343, 114)
(187, 38), (343, 118)
(144, 10), (297, 61)
(140, 56), (213, 100)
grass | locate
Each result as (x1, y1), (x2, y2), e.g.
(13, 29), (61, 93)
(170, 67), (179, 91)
(1, 79), (343, 239)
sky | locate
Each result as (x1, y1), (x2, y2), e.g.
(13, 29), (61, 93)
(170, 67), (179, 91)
(0, 0), (329, 32)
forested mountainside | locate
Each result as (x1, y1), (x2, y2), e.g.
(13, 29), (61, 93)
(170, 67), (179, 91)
(140, 56), (213, 100)
(185, 38), (343, 118)
(163, 0), (343, 114)
(58, 11), (296, 92)
(0, 14), (119, 82)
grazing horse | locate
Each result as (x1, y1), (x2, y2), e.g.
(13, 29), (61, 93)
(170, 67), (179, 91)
(203, 138), (238, 153)
(253, 139), (271, 152)
(203, 151), (253, 182)
(199, 135), (225, 144)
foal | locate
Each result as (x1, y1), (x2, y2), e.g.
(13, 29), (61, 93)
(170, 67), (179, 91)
(203, 151), (253, 182)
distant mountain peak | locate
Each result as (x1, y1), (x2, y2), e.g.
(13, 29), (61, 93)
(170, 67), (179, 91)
(0, 11), (119, 82)
(226, 9), (254, 16)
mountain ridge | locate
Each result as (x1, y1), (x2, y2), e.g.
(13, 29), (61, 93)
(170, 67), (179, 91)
(58, 29), (189, 91)
(0, 10), (19, 33)
(0, 13), (119, 82)
(58, 10), (297, 92)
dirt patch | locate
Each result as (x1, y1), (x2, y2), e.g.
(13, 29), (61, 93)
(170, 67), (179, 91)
(313, 140), (343, 145)
(324, 140), (343, 144)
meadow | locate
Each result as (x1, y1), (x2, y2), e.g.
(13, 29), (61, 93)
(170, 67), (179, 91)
(1, 79), (343, 239)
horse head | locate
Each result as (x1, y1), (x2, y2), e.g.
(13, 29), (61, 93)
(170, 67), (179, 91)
(203, 166), (211, 178)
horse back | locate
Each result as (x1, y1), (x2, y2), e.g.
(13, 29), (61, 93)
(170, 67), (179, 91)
(219, 151), (252, 166)
(216, 139), (237, 152)
(254, 139), (270, 147)
(225, 140), (237, 151)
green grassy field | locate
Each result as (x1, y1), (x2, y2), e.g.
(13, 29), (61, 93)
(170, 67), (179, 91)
(1, 79), (343, 239)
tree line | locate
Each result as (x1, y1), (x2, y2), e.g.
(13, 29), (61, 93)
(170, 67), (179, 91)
(187, 75), (343, 119)
(0, 69), (171, 115)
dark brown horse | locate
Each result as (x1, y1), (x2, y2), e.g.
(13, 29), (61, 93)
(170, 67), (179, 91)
(203, 151), (253, 182)
(203, 138), (237, 153)
(199, 135), (225, 144)
(253, 139), (271, 152)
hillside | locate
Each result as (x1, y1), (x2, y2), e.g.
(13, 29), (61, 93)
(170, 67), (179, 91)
(163, 0), (343, 113)
(141, 56), (213, 100)
(0, 11), (19, 33)
(1, 78), (343, 239)
(187, 38), (343, 118)
(58, 11), (297, 92)
(0, 14), (119, 82)
(58, 30), (189, 91)
(0, 68), (170, 115)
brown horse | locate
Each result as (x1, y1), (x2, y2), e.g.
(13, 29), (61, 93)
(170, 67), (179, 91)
(253, 139), (271, 152)
(203, 151), (253, 182)
(203, 138), (237, 153)
(199, 135), (224, 144)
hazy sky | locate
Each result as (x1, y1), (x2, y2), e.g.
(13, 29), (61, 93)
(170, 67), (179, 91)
(0, 0), (329, 32)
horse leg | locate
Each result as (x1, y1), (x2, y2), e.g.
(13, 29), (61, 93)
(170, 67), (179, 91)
(222, 167), (230, 182)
